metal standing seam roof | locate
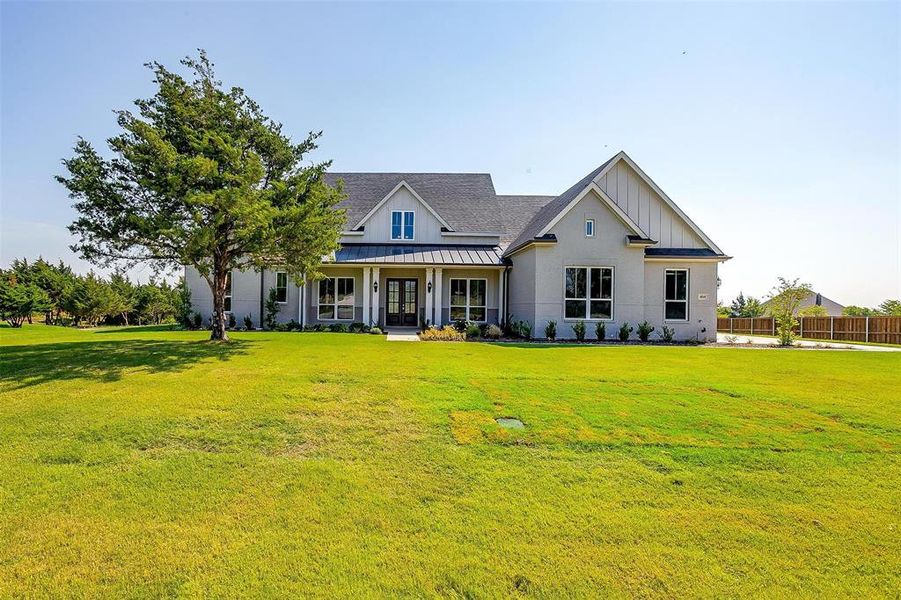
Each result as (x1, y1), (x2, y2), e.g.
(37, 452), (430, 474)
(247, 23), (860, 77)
(333, 244), (505, 266)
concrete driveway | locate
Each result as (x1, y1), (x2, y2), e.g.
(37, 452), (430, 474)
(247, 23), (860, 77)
(716, 333), (901, 352)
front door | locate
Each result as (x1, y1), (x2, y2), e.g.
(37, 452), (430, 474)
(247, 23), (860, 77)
(386, 279), (418, 327)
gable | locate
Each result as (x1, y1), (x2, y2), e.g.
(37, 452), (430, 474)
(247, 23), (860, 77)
(594, 157), (713, 251)
(349, 182), (449, 244)
(546, 187), (634, 240)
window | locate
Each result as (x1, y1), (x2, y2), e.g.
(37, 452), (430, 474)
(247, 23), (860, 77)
(665, 269), (689, 321)
(275, 272), (288, 304)
(223, 272), (232, 313)
(450, 278), (487, 322)
(318, 277), (355, 320)
(391, 210), (415, 240)
(585, 218), (595, 237)
(564, 267), (613, 320)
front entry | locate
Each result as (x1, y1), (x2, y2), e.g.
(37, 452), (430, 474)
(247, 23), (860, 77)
(386, 279), (418, 327)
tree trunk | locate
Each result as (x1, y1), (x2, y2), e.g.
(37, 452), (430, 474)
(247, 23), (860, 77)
(210, 267), (229, 341)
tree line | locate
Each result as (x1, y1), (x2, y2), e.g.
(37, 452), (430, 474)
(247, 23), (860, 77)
(0, 257), (191, 328)
(719, 290), (901, 318)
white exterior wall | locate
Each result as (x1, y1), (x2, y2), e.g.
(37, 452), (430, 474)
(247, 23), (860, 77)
(186, 266), (304, 328)
(595, 161), (705, 249)
(507, 248), (538, 328)
(350, 186), (446, 244)
(643, 260), (718, 342)
(533, 189), (646, 339)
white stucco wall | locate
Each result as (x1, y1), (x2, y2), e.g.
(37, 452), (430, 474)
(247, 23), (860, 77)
(643, 261), (718, 342)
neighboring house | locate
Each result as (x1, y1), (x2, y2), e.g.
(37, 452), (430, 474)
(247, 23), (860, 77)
(763, 291), (844, 316)
(186, 151), (729, 340)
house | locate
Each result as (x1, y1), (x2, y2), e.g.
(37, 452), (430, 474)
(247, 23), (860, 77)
(186, 151), (729, 340)
(763, 291), (845, 316)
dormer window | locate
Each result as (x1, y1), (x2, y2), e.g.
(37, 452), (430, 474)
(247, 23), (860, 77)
(391, 210), (415, 240)
(585, 218), (595, 237)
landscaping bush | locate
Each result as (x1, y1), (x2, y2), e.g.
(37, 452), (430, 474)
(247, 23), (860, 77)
(305, 324), (325, 332)
(465, 323), (481, 338)
(369, 326), (382, 335)
(659, 325), (675, 343)
(484, 324), (503, 339)
(595, 322), (606, 341)
(637, 321), (654, 342)
(227, 313), (237, 330)
(243, 314), (254, 330)
(328, 323), (349, 333)
(264, 288), (279, 330)
(420, 325), (466, 341)
(349, 322), (370, 333)
(192, 312), (202, 329)
(573, 320), (586, 341)
(452, 319), (468, 333)
(544, 320), (557, 341)
(618, 322), (633, 342)
(519, 320), (533, 340)
(286, 319), (301, 331)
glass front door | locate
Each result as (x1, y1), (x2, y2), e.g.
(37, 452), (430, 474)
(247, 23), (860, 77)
(386, 279), (418, 327)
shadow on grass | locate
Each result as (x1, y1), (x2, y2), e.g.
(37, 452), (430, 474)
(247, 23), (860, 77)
(93, 324), (180, 334)
(0, 339), (252, 389)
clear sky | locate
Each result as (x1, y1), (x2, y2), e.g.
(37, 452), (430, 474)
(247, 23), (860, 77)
(2, 1), (899, 307)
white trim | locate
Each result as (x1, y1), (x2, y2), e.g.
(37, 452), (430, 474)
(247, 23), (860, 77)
(362, 267), (371, 326)
(424, 267), (434, 326)
(434, 267), (443, 325)
(441, 231), (501, 237)
(597, 152), (724, 255)
(341, 230), (365, 236)
(503, 240), (556, 258)
(449, 277), (488, 323)
(537, 182), (644, 239)
(664, 268), (690, 323)
(317, 276), (356, 321)
(352, 180), (453, 231)
(371, 267), (380, 327)
(585, 218), (595, 238)
(562, 266), (614, 322)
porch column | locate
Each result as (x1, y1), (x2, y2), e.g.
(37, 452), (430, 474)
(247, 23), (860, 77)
(371, 267), (380, 327)
(300, 273), (308, 327)
(497, 269), (505, 325)
(362, 267), (371, 326)
(425, 268), (434, 326)
(434, 268), (443, 326)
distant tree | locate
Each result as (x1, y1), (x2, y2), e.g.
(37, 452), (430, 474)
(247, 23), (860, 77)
(766, 277), (812, 346)
(0, 270), (52, 327)
(877, 299), (901, 316)
(798, 305), (828, 317)
(109, 270), (137, 325)
(57, 50), (345, 341)
(174, 279), (193, 328)
(842, 306), (876, 317)
(716, 302), (731, 319)
(730, 291), (765, 317)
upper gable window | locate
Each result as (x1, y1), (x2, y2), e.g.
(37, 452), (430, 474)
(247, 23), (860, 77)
(391, 210), (415, 240)
(585, 218), (595, 237)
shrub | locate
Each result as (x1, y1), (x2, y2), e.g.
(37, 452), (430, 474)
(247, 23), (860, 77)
(349, 321), (369, 333)
(544, 320), (557, 341)
(305, 324), (325, 332)
(465, 323), (481, 338)
(595, 322), (606, 341)
(637, 321), (654, 342)
(725, 334), (738, 344)
(286, 319), (301, 331)
(767, 277), (812, 346)
(328, 323), (349, 333)
(264, 288), (279, 330)
(659, 325), (675, 343)
(243, 314), (254, 330)
(369, 326), (382, 335)
(484, 324), (503, 339)
(452, 319), (468, 333)
(227, 313), (237, 330)
(618, 322), (633, 342)
(191, 312), (202, 329)
(420, 325), (465, 341)
(519, 320), (533, 340)
(572, 320), (586, 341)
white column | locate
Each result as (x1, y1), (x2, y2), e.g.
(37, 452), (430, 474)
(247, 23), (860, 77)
(362, 267), (371, 326)
(425, 268), (434, 326)
(300, 273), (308, 327)
(434, 268), (443, 326)
(371, 267), (380, 327)
(495, 269), (501, 324)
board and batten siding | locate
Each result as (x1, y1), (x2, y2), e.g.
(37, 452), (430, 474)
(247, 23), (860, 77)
(594, 161), (705, 249)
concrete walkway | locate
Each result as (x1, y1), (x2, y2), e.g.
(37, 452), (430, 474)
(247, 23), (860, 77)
(385, 328), (420, 342)
(716, 332), (901, 352)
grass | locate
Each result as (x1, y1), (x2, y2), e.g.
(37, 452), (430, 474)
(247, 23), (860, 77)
(1, 324), (899, 597)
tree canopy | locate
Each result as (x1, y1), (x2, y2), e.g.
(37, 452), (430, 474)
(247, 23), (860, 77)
(58, 50), (345, 340)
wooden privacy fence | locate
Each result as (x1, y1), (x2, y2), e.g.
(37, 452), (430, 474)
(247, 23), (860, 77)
(716, 316), (901, 345)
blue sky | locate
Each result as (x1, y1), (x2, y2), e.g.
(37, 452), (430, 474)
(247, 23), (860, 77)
(2, 1), (899, 306)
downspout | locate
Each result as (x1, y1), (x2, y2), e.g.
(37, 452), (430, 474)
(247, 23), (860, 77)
(503, 264), (511, 327)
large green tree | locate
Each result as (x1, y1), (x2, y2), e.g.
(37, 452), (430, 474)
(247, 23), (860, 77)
(58, 51), (345, 340)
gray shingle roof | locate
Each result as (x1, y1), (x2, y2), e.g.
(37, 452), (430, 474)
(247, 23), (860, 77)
(323, 173), (503, 234)
(645, 248), (720, 257)
(334, 244), (504, 265)
(503, 156), (619, 255)
(495, 195), (555, 246)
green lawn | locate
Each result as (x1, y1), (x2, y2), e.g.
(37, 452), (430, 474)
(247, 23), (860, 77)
(1, 325), (899, 597)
